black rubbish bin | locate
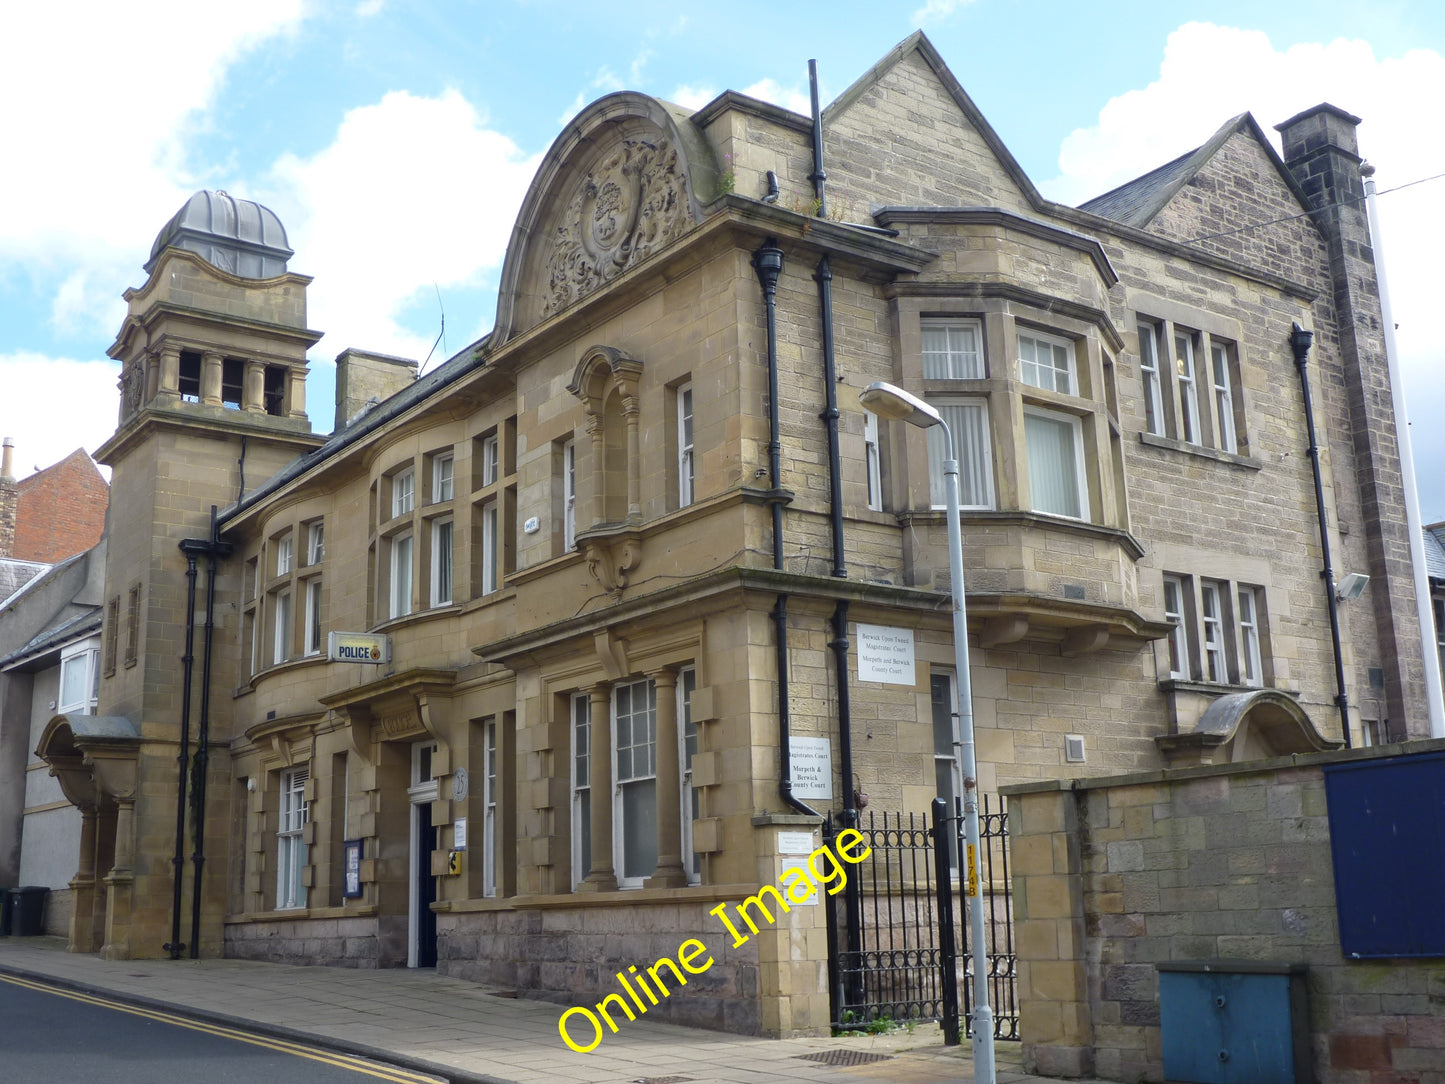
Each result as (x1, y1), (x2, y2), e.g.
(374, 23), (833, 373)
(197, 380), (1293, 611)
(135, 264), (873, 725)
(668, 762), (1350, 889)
(10, 886), (48, 936)
(0, 888), (13, 936)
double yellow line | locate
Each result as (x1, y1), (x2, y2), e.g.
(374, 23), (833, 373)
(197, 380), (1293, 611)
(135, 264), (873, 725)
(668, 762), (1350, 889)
(0, 973), (445, 1083)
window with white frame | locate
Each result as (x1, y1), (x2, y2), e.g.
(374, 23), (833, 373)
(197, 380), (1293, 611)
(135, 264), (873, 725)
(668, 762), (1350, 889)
(431, 518), (454, 607)
(1018, 330), (1075, 395)
(1174, 331), (1201, 445)
(1238, 586), (1263, 686)
(921, 318), (984, 379)
(679, 667), (700, 884)
(613, 678), (658, 887)
(1200, 580), (1227, 683)
(390, 533), (413, 618)
(392, 467), (415, 518)
(304, 579), (323, 656)
(930, 671), (962, 870)
(481, 436), (499, 488)
(433, 452), (455, 503)
(1024, 407), (1086, 519)
(927, 399), (994, 510)
(562, 440), (576, 552)
(307, 522), (325, 566)
(1138, 321), (1165, 436)
(277, 767), (309, 910)
(58, 643), (100, 715)
(482, 718), (497, 898)
(1162, 575), (1188, 679)
(273, 589), (292, 665)
(276, 534), (293, 576)
(571, 693), (591, 889)
(863, 410), (882, 512)
(1211, 342), (1237, 453)
(677, 383), (695, 508)
(480, 501), (498, 595)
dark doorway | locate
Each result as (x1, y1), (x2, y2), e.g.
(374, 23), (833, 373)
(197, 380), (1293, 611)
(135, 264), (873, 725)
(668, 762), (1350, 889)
(414, 801), (437, 968)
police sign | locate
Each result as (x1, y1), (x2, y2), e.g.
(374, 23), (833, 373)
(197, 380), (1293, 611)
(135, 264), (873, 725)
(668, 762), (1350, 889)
(327, 632), (391, 665)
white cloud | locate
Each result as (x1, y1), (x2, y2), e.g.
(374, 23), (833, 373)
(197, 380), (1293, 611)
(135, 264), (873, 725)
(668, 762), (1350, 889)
(912, 0), (974, 27)
(1041, 22), (1445, 518)
(741, 78), (812, 116)
(356, 0), (385, 15)
(668, 85), (717, 111)
(265, 89), (542, 363)
(0, 355), (122, 478)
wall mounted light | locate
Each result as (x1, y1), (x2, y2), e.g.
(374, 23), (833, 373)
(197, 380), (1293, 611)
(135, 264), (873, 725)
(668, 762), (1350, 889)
(1336, 573), (1370, 601)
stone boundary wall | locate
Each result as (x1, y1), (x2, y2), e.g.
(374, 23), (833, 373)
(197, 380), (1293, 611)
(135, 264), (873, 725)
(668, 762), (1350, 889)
(1003, 737), (1445, 1082)
(224, 914), (397, 968)
(437, 899), (765, 1036)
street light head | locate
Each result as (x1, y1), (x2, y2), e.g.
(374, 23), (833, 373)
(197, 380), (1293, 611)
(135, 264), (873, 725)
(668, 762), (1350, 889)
(859, 381), (942, 429)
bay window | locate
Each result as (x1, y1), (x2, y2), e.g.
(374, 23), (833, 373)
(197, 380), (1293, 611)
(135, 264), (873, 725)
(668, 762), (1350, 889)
(430, 518), (453, 606)
(1024, 407), (1086, 520)
(1018, 329), (1075, 395)
(390, 533), (413, 618)
(928, 399), (994, 510)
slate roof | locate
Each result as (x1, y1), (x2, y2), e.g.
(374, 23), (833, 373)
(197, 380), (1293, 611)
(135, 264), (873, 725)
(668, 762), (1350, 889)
(0, 558), (50, 608)
(1080, 149), (1201, 227)
(1425, 524), (1445, 582)
(0, 608), (102, 669)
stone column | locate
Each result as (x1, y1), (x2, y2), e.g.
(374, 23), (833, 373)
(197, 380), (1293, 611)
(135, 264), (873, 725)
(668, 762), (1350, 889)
(287, 367), (307, 419)
(144, 352), (161, 403)
(100, 797), (136, 960)
(243, 361), (265, 413)
(579, 684), (617, 891)
(201, 351), (224, 406)
(624, 395), (641, 519)
(646, 668), (688, 887)
(158, 347), (182, 403)
(586, 412), (604, 530)
(67, 809), (99, 952)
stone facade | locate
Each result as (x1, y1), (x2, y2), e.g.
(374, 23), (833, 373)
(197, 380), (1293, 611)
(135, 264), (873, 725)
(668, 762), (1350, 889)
(31, 30), (1431, 1042)
(1005, 741), (1445, 1082)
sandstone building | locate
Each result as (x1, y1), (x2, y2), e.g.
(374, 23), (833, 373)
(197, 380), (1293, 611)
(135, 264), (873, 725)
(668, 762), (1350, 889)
(32, 34), (1430, 1038)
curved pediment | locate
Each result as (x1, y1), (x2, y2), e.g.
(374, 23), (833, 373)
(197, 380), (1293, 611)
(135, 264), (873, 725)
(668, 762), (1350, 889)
(493, 93), (719, 345)
(1157, 688), (1340, 767)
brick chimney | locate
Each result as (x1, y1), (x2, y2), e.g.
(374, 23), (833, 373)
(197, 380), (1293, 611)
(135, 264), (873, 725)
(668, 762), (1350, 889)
(0, 437), (15, 558)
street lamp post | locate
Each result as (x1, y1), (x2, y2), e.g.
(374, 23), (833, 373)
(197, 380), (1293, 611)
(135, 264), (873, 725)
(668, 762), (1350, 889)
(859, 380), (996, 1082)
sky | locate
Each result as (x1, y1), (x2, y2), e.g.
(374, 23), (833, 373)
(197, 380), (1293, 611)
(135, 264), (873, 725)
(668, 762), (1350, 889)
(2, 0), (1442, 523)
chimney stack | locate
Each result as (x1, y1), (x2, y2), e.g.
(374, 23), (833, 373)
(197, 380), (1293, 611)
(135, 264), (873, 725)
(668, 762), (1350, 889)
(0, 437), (16, 558)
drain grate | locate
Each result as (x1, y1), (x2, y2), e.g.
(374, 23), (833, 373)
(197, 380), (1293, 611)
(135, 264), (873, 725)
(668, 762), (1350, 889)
(632, 1077), (695, 1084)
(795, 1050), (896, 1067)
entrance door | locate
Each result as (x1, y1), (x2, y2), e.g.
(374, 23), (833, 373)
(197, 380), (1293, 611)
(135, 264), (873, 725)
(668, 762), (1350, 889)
(407, 740), (440, 968)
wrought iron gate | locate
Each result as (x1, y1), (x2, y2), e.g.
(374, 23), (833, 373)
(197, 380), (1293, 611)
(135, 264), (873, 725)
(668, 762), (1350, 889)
(823, 796), (1018, 1042)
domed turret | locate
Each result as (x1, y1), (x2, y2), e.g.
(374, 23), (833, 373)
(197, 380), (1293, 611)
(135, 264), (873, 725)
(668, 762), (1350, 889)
(145, 190), (293, 278)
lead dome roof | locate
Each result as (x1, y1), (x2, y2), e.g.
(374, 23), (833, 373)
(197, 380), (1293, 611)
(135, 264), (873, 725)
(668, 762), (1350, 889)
(145, 190), (294, 278)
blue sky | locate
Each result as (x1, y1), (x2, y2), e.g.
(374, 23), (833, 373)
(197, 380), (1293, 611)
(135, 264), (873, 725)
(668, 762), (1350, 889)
(2, 0), (1442, 521)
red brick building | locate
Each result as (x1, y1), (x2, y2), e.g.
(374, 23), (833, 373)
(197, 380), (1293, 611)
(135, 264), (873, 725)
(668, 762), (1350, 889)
(0, 443), (109, 564)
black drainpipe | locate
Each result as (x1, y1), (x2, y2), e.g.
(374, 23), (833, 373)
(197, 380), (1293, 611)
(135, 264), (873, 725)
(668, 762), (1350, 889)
(166, 541), (204, 958)
(1291, 323), (1352, 747)
(754, 238), (820, 819)
(189, 506), (232, 957)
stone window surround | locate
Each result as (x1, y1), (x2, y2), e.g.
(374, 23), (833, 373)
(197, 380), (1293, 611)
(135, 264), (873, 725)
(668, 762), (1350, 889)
(891, 296), (1128, 533)
(240, 516), (326, 686)
(1158, 569), (1270, 690)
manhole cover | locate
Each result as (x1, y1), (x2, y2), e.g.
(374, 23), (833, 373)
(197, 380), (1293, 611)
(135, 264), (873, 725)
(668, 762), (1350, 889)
(795, 1050), (895, 1067)
(632, 1077), (694, 1084)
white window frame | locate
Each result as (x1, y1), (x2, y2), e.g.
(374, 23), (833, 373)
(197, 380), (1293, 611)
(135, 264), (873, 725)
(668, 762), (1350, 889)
(1138, 320), (1165, 436)
(273, 589), (292, 666)
(926, 396), (995, 511)
(480, 500), (499, 595)
(677, 383), (695, 509)
(480, 436), (499, 488)
(611, 678), (657, 889)
(1018, 329), (1076, 395)
(276, 535), (293, 576)
(678, 667), (700, 885)
(1211, 341), (1237, 453)
(1023, 406), (1088, 520)
(277, 767), (309, 910)
(562, 440), (576, 551)
(304, 579), (323, 656)
(1200, 580), (1227, 683)
(1238, 586), (1263, 686)
(433, 453), (455, 503)
(571, 692), (591, 890)
(431, 517), (454, 607)
(1174, 331), (1201, 446)
(921, 317), (984, 379)
(58, 643), (100, 715)
(863, 410), (882, 512)
(306, 522), (325, 566)
(482, 718), (497, 898)
(392, 467), (415, 518)
(390, 532), (413, 619)
(1162, 575), (1188, 680)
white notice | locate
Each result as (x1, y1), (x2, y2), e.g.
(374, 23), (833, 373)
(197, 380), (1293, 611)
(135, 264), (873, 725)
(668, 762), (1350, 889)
(856, 624), (916, 685)
(790, 736), (833, 800)
(453, 817), (468, 851)
(777, 830), (815, 855)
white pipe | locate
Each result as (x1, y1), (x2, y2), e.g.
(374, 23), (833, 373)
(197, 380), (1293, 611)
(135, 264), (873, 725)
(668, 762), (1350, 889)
(1363, 166), (1445, 739)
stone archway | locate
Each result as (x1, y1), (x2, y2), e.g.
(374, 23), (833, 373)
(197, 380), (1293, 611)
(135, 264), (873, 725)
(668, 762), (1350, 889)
(35, 715), (140, 956)
(1156, 689), (1340, 767)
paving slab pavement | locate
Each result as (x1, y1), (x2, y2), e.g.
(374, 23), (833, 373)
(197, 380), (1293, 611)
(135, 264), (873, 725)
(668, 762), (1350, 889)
(0, 937), (1104, 1084)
